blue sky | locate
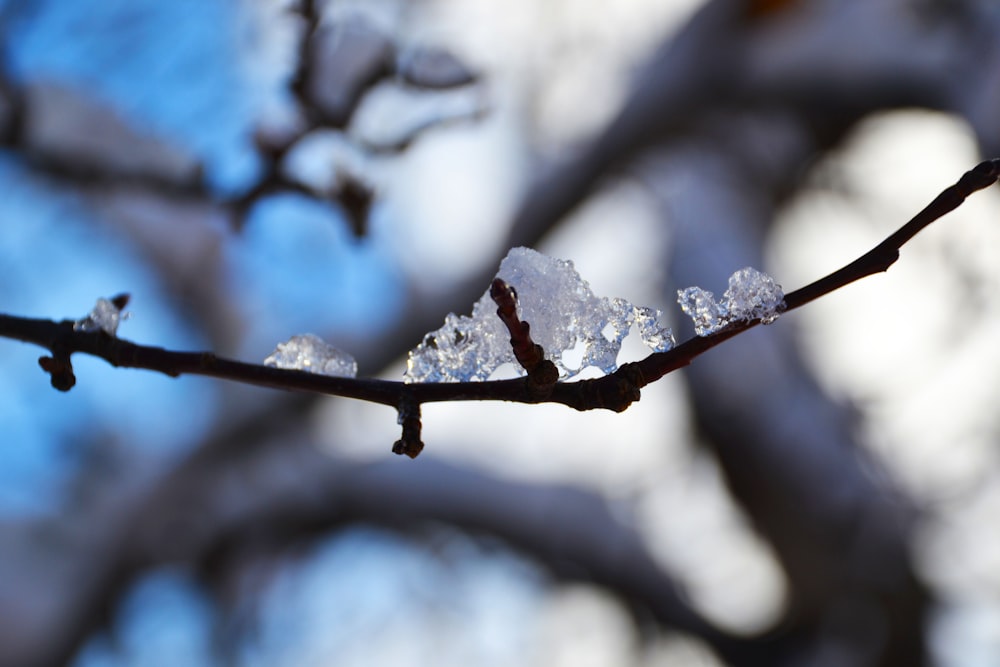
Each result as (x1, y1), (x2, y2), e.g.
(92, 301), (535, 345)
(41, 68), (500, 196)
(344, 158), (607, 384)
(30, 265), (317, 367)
(0, 0), (248, 511)
(0, 0), (406, 512)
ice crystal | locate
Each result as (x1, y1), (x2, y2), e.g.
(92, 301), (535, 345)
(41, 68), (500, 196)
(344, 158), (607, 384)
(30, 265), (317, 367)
(635, 306), (676, 352)
(678, 267), (784, 336)
(74, 297), (127, 336)
(677, 287), (726, 337)
(724, 267), (785, 324)
(264, 334), (357, 378)
(405, 247), (675, 383)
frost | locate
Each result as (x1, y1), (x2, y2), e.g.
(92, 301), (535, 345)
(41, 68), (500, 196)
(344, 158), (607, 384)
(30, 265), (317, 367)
(74, 297), (127, 336)
(405, 247), (675, 383)
(678, 267), (784, 336)
(264, 334), (357, 378)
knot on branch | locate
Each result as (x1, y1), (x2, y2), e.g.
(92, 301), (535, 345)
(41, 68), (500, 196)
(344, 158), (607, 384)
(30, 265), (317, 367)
(603, 362), (644, 412)
(490, 278), (559, 396)
(570, 362), (644, 413)
(392, 395), (424, 458)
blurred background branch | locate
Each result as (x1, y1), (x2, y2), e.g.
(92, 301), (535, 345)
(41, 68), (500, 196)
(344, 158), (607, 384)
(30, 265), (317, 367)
(1, 1), (1000, 666)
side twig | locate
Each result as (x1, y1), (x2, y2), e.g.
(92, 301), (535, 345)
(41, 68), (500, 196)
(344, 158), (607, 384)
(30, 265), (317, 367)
(490, 278), (559, 395)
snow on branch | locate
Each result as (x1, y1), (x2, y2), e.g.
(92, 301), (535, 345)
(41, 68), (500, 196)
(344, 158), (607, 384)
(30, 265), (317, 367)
(73, 293), (131, 336)
(264, 333), (357, 378)
(678, 267), (785, 337)
(1, 159), (998, 456)
(404, 247), (675, 384)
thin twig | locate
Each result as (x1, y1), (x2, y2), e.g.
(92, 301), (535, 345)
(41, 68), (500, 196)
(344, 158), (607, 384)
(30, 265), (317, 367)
(1, 160), (997, 443)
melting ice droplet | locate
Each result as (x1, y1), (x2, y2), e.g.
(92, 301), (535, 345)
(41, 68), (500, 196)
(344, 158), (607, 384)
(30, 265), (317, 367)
(264, 333), (357, 378)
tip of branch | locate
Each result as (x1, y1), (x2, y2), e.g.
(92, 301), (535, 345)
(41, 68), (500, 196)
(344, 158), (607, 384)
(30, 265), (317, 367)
(958, 159), (1000, 194)
(392, 398), (424, 458)
(392, 437), (424, 459)
(111, 293), (131, 310)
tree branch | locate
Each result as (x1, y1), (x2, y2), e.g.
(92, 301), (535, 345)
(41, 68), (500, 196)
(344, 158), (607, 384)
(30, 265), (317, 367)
(11, 439), (769, 667)
(2, 159), (997, 454)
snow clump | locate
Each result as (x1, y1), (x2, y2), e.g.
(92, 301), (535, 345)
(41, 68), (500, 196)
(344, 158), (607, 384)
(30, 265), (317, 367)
(678, 267), (784, 336)
(264, 333), (357, 378)
(405, 247), (675, 383)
